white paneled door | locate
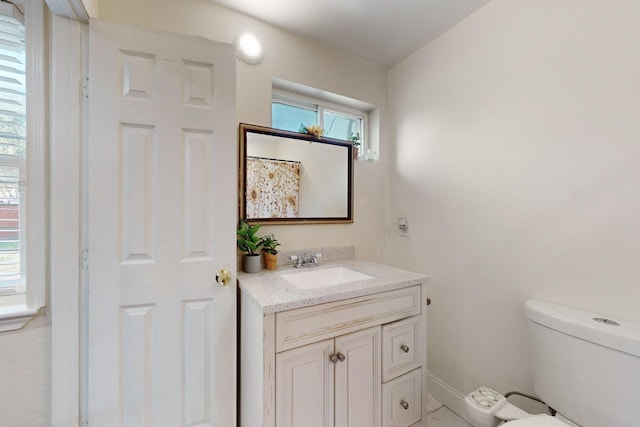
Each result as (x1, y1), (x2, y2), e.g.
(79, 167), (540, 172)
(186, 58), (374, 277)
(87, 21), (236, 427)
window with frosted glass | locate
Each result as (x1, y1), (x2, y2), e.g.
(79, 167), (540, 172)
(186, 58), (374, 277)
(272, 99), (364, 140)
(323, 111), (362, 141)
(272, 102), (317, 133)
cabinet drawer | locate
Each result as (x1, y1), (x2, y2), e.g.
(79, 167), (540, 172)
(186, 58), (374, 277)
(382, 316), (421, 382)
(276, 285), (421, 352)
(382, 368), (422, 427)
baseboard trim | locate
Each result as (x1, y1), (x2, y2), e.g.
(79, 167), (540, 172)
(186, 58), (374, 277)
(427, 371), (473, 424)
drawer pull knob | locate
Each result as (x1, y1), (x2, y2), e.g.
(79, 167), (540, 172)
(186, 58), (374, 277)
(329, 354), (339, 364)
(400, 344), (410, 353)
(400, 400), (410, 410)
(337, 352), (346, 362)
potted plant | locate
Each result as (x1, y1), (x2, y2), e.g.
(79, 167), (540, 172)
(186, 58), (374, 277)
(260, 234), (281, 271)
(237, 219), (263, 273)
(349, 132), (361, 159)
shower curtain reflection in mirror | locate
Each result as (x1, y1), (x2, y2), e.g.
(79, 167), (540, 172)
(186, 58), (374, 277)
(246, 156), (300, 218)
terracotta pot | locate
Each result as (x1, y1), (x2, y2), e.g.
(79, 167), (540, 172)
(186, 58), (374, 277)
(243, 254), (261, 274)
(263, 252), (278, 271)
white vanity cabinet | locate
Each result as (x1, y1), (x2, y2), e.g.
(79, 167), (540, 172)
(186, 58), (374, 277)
(239, 261), (429, 427)
(276, 326), (381, 427)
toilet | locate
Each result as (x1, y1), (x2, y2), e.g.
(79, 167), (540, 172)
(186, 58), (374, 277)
(465, 299), (640, 427)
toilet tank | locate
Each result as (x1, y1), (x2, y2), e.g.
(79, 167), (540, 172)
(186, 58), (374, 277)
(525, 299), (640, 427)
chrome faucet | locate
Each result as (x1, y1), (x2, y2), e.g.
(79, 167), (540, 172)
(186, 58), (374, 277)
(291, 253), (321, 268)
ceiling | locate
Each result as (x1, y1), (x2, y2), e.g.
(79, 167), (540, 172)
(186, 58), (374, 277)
(210, 0), (490, 67)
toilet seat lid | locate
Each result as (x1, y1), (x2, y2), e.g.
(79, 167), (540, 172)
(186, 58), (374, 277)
(506, 414), (568, 426)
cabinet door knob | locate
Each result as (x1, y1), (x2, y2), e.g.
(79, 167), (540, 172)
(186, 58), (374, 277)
(400, 400), (410, 410)
(329, 354), (339, 364)
(337, 352), (346, 362)
(400, 344), (410, 353)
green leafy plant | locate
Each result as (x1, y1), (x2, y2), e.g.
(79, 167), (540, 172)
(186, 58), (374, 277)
(349, 132), (361, 147)
(261, 234), (281, 255)
(237, 219), (262, 255)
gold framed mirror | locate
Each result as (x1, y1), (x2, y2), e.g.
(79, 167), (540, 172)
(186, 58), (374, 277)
(239, 123), (353, 224)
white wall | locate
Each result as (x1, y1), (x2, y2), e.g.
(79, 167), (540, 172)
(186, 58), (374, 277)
(388, 0), (640, 409)
(0, 314), (51, 426)
(99, 0), (390, 261)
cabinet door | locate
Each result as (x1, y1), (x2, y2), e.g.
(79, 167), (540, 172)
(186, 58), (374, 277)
(276, 339), (335, 427)
(335, 327), (382, 427)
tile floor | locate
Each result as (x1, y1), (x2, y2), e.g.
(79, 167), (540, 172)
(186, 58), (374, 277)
(427, 393), (472, 427)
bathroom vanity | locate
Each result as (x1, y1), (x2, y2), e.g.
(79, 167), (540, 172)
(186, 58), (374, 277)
(239, 258), (429, 427)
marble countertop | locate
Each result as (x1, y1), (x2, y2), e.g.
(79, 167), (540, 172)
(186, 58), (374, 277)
(238, 259), (429, 314)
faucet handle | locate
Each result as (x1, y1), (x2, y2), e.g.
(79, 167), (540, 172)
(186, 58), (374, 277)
(290, 253), (321, 267)
(290, 255), (304, 267)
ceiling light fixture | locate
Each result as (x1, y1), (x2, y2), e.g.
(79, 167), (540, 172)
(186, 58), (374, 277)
(236, 32), (264, 65)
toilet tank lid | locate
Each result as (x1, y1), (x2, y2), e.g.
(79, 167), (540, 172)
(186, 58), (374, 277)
(525, 299), (640, 357)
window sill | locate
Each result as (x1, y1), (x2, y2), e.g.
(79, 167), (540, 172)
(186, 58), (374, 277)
(0, 295), (39, 332)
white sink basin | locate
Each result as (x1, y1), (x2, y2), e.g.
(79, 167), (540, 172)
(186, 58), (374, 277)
(279, 267), (373, 290)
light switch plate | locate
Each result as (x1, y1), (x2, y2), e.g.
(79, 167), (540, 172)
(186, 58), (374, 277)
(398, 217), (409, 237)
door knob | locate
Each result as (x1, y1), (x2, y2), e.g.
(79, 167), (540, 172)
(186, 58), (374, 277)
(337, 352), (346, 362)
(215, 269), (231, 286)
(400, 400), (410, 410)
(400, 344), (410, 353)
